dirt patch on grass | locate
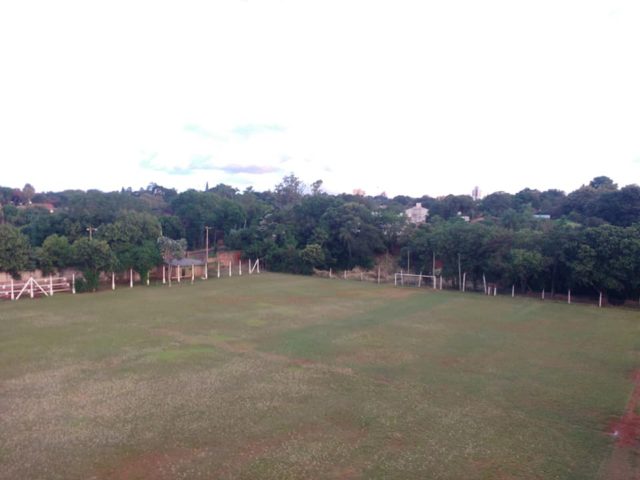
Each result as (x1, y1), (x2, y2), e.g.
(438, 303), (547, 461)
(101, 448), (206, 480)
(600, 369), (640, 480)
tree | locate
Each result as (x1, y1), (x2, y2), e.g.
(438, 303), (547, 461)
(589, 176), (617, 190)
(22, 183), (36, 204)
(71, 238), (114, 291)
(130, 241), (163, 284)
(0, 224), (30, 278)
(274, 174), (304, 207)
(37, 234), (72, 275)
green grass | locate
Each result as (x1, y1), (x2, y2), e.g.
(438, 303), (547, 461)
(0, 273), (638, 479)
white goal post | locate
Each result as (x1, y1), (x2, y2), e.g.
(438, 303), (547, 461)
(394, 272), (437, 288)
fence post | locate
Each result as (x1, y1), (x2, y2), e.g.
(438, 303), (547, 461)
(511, 285), (515, 298)
(191, 264), (195, 284)
(162, 266), (166, 284)
(229, 263), (232, 277)
(462, 272), (466, 292)
(344, 270), (347, 280)
(239, 259), (242, 276)
(599, 291), (603, 308)
(130, 269), (133, 288)
(10, 278), (14, 301)
(329, 268), (332, 279)
(30, 276), (34, 299)
(72, 274), (76, 294)
(542, 288), (545, 300)
(439, 276), (443, 290)
(50, 275), (54, 296)
(568, 289), (571, 304)
(377, 267), (381, 284)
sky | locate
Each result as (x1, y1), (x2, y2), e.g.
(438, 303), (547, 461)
(1, 0), (639, 198)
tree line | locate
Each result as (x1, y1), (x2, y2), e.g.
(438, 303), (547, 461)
(0, 176), (639, 303)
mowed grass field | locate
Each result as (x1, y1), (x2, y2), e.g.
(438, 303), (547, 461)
(1, 274), (638, 480)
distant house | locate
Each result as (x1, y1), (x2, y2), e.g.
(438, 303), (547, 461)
(405, 202), (429, 224)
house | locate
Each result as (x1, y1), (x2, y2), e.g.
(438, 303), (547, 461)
(404, 202), (429, 224)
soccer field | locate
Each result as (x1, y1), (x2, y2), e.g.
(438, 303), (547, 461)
(0, 273), (638, 479)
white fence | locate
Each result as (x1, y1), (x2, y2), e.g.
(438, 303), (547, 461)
(0, 276), (72, 301)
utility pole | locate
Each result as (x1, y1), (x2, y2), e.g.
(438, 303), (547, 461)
(204, 226), (212, 279)
(86, 226), (97, 240)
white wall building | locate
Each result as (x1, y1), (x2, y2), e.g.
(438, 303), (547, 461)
(405, 202), (429, 224)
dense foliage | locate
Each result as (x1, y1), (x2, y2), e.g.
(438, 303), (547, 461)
(1, 176), (639, 302)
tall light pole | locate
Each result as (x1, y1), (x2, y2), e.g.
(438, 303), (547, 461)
(86, 226), (97, 240)
(204, 226), (212, 279)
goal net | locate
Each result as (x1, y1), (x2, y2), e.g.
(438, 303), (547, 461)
(394, 273), (436, 288)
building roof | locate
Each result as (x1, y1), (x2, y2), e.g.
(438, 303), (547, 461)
(168, 258), (205, 267)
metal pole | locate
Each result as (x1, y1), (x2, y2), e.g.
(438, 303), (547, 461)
(130, 269), (133, 288)
(204, 226), (211, 280)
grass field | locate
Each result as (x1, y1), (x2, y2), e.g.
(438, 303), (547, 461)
(1, 273), (638, 479)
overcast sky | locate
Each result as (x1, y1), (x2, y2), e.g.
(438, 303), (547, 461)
(1, 0), (639, 198)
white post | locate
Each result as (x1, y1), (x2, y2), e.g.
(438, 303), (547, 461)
(30, 276), (34, 299)
(146, 271), (150, 286)
(249, 258), (252, 275)
(162, 265), (166, 284)
(401, 270), (404, 286)
(439, 276), (443, 290)
(494, 287), (497, 296)
(129, 269), (133, 288)
(217, 262), (220, 278)
(329, 268), (332, 279)
(568, 289), (571, 304)
(377, 267), (381, 284)
(483, 274), (487, 295)
(10, 278), (15, 301)
(511, 285), (515, 298)
(205, 262), (208, 280)
(229, 262), (232, 277)
(112, 272), (116, 290)
(599, 291), (603, 308)
(257, 259), (260, 273)
(542, 288), (545, 300)
(50, 275), (54, 296)
(191, 264), (195, 284)
(177, 266), (181, 283)
(360, 272), (363, 281)
(432, 275), (436, 289)
(344, 270), (347, 280)
(72, 274), (76, 294)
(168, 265), (172, 287)
(394, 273), (397, 286)
(418, 272), (422, 288)
(462, 272), (466, 292)
(239, 259), (242, 276)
